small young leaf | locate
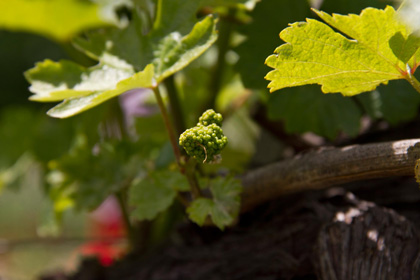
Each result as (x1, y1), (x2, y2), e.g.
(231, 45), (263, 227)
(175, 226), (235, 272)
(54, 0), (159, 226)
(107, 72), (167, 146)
(129, 170), (189, 221)
(0, 0), (129, 41)
(265, 6), (420, 96)
(187, 177), (242, 230)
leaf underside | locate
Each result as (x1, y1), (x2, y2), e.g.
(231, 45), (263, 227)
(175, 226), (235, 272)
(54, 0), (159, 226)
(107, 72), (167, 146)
(265, 6), (420, 96)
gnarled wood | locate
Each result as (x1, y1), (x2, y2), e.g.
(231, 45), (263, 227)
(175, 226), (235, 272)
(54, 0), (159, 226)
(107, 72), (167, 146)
(241, 139), (420, 212)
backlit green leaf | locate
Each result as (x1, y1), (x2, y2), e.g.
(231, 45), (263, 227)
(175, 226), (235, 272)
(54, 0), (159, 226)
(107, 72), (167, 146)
(0, 0), (129, 41)
(265, 6), (420, 96)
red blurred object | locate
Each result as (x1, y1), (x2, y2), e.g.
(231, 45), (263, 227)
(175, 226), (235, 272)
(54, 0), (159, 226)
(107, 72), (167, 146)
(79, 196), (127, 266)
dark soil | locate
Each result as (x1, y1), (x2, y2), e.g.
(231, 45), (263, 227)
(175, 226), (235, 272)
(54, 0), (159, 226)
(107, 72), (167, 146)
(41, 176), (420, 280)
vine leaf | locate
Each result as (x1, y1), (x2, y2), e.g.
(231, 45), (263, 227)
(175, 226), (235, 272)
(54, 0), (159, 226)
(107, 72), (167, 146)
(25, 0), (218, 118)
(26, 61), (154, 118)
(265, 6), (420, 96)
(267, 85), (362, 139)
(47, 135), (147, 212)
(129, 170), (189, 221)
(187, 177), (242, 230)
(0, 0), (129, 41)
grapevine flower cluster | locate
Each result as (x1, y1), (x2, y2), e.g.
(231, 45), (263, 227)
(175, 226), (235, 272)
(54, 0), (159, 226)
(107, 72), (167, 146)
(179, 109), (228, 163)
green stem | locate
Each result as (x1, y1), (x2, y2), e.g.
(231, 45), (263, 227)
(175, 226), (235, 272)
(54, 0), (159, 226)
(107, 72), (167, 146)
(153, 86), (202, 199)
(153, 86), (182, 166)
(103, 99), (138, 247)
(406, 66), (420, 94)
(185, 159), (202, 199)
(115, 191), (135, 247)
(205, 8), (235, 110)
(164, 75), (186, 136)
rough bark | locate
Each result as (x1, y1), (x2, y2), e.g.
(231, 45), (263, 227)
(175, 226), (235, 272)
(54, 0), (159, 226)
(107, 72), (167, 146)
(241, 139), (420, 212)
(315, 193), (420, 280)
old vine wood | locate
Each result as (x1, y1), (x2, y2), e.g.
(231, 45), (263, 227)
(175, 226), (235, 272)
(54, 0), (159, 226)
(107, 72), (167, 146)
(241, 139), (420, 212)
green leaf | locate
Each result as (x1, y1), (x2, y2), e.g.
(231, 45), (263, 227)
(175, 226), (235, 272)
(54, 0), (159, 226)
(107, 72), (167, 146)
(265, 6), (419, 95)
(74, 1), (218, 83)
(187, 198), (214, 226)
(202, 0), (259, 10)
(187, 177), (242, 230)
(25, 62), (154, 118)
(357, 79), (420, 125)
(0, 0), (129, 41)
(26, 0), (218, 118)
(320, 0), (393, 14)
(48, 134), (146, 211)
(129, 170), (189, 221)
(267, 85), (362, 139)
(0, 154), (39, 193)
(235, 0), (312, 89)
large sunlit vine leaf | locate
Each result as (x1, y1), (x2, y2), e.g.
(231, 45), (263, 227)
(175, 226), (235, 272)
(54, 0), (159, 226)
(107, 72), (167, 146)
(187, 177), (242, 230)
(129, 170), (189, 221)
(0, 0), (129, 41)
(25, 0), (218, 118)
(265, 6), (420, 95)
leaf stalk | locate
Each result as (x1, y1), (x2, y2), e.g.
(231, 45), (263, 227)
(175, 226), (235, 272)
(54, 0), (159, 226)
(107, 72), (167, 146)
(152, 86), (202, 199)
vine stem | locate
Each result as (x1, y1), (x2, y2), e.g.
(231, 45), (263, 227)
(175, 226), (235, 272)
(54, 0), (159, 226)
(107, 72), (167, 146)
(115, 191), (135, 247)
(153, 86), (202, 199)
(164, 75), (186, 136)
(205, 8), (235, 110)
(153, 86), (182, 166)
(406, 63), (420, 94)
(240, 139), (420, 212)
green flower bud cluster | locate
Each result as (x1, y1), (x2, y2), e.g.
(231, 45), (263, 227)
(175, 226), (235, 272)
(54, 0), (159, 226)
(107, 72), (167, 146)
(179, 110), (227, 163)
(198, 109), (223, 127)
